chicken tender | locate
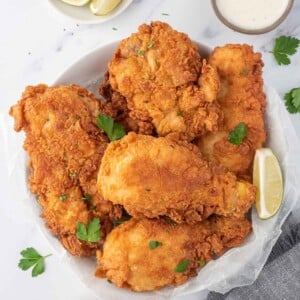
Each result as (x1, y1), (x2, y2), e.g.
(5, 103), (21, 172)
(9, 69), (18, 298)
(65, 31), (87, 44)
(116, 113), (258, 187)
(10, 84), (122, 256)
(197, 44), (266, 176)
(95, 216), (251, 291)
(97, 133), (256, 223)
(107, 21), (222, 140)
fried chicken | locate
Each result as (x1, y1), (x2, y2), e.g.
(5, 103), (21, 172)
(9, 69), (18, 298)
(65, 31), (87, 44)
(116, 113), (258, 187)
(105, 21), (222, 141)
(95, 216), (251, 291)
(10, 84), (122, 256)
(97, 133), (256, 224)
(197, 44), (266, 176)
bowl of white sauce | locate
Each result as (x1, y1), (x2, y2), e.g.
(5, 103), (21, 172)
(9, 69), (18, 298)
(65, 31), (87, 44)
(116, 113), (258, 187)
(212, 0), (294, 34)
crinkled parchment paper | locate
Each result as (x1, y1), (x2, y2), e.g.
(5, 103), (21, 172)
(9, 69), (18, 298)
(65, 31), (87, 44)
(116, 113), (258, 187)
(1, 85), (300, 300)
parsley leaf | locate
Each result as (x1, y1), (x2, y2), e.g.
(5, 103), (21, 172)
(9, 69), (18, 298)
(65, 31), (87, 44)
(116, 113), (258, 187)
(18, 247), (52, 277)
(174, 259), (190, 273)
(113, 215), (131, 227)
(82, 193), (92, 203)
(149, 240), (163, 250)
(96, 114), (126, 142)
(195, 259), (206, 267)
(136, 49), (145, 55)
(284, 87), (300, 113)
(228, 122), (247, 145)
(59, 194), (68, 201)
(147, 39), (155, 49)
(76, 218), (102, 242)
(272, 36), (300, 65)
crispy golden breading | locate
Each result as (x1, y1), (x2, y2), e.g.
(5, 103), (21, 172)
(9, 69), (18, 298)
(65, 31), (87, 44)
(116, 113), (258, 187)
(197, 44), (266, 176)
(10, 84), (122, 256)
(95, 216), (251, 291)
(97, 133), (256, 223)
(107, 21), (222, 141)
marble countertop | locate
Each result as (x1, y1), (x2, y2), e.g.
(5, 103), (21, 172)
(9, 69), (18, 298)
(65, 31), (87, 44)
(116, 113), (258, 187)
(0, 1), (299, 299)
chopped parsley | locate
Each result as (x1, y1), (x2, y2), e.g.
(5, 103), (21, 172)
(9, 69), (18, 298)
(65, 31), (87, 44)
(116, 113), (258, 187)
(147, 39), (155, 49)
(69, 172), (77, 178)
(284, 87), (300, 113)
(195, 259), (206, 267)
(76, 218), (102, 243)
(228, 122), (247, 145)
(272, 36), (300, 65)
(174, 259), (190, 273)
(149, 240), (163, 250)
(59, 194), (68, 201)
(18, 247), (52, 277)
(82, 193), (92, 203)
(96, 114), (126, 142)
(136, 49), (145, 55)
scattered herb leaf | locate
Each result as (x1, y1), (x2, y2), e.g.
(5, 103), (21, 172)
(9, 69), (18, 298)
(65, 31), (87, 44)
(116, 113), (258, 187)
(96, 114), (126, 142)
(284, 87), (300, 113)
(177, 110), (184, 116)
(147, 39), (155, 49)
(112, 27), (117, 31)
(76, 218), (102, 242)
(18, 247), (52, 277)
(228, 122), (247, 145)
(90, 205), (97, 211)
(272, 36), (300, 65)
(59, 194), (68, 201)
(174, 259), (190, 273)
(149, 240), (163, 250)
(136, 49), (145, 55)
(162, 13), (170, 16)
(69, 172), (77, 178)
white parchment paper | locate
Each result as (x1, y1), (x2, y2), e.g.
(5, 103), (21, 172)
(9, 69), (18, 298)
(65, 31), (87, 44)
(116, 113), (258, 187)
(2, 85), (300, 300)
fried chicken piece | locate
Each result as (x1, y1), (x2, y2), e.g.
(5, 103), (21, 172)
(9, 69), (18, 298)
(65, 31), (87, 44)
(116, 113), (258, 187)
(106, 21), (222, 141)
(95, 216), (251, 291)
(10, 84), (122, 256)
(97, 133), (255, 224)
(197, 44), (266, 176)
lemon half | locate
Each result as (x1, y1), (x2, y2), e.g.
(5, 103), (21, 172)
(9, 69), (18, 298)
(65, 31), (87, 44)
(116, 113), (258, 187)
(253, 148), (283, 220)
(61, 0), (90, 6)
(90, 0), (122, 15)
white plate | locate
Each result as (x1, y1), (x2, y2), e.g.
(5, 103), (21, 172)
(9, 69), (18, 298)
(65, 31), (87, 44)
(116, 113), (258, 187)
(48, 0), (133, 24)
(16, 41), (298, 299)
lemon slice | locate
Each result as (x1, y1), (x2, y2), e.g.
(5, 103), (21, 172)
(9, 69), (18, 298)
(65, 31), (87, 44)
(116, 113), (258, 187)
(61, 0), (90, 6)
(253, 148), (283, 219)
(90, 0), (122, 15)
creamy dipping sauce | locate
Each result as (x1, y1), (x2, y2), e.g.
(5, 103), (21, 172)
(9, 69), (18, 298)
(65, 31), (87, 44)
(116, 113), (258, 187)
(215, 0), (290, 31)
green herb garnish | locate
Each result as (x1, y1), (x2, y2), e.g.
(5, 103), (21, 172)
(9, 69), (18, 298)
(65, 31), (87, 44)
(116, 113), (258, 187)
(149, 240), (163, 250)
(18, 247), (52, 277)
(112, 27), (117, 31)
(136, 49), (145, 55)
(113, 216), (131, 227)
(162, 13), (170, 16)
(240, 68), (250, 75)
(59, 194), (68, 201)
(96, 114), (126, 142)
(177, 110), (184, 116)
(174, 259), (190, 273)
(76, 218), (101, 242)
(228, 122), (247, 145)
(284, 87), (300, 113)
(69, 172), (77, 178)
(147, 39), (155, 49)
(272, 36), (300, 65)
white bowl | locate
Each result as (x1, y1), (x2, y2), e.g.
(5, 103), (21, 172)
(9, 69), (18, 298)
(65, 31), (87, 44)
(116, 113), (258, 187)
(48, 0), (133, 24)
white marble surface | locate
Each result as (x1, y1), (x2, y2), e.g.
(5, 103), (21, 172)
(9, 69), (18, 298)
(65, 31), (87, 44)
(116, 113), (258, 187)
(0, 1), (299, 299)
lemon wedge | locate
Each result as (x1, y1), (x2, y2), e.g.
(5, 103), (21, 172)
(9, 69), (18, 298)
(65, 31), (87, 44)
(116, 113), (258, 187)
(61, 0), (90, 6)
(253, 148), (283, 220)
(90, 0), (122, 15)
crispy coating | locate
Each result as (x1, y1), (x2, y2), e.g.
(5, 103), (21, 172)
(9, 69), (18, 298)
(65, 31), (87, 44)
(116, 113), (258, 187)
(95, 216), (251, 291)
(97, 133), (256, 223)
(197, 44), (266, 176)
(107, 21), (222, 141)
(10, 84), (122, 256)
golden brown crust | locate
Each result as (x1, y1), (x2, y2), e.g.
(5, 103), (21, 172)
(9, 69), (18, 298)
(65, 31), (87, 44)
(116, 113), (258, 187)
(98, 133), (256, 223)
(95, 216), (252, 291)
(197, 44), (266, 176)
(9, 84), (122, 256)
(106, 21), (223, 140)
